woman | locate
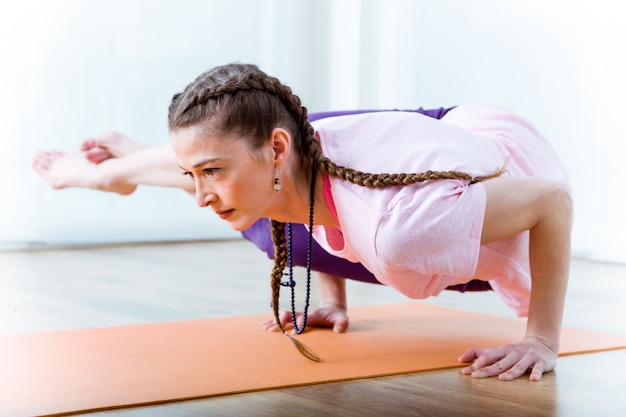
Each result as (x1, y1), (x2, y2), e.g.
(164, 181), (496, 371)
(33, 109), (488, 336)
(167, 63), (572, 381)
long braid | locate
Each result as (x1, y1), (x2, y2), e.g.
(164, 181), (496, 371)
(270, 219), (320, 361)
(318, 157), (505, 188)
(269, 219), (288, 321)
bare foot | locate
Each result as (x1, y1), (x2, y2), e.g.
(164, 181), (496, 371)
(32, 150), (137, 195)
(80, 131), (147, 164)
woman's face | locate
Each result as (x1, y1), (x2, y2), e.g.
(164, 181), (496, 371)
(171, 125), (276, 231)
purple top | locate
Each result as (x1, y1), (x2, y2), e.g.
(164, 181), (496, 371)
(240, 107), (491, 292)
(308, 107), (454, 123)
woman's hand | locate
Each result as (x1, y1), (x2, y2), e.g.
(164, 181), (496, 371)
(261, 303), (349, 334)
(458, 336), (558, 381)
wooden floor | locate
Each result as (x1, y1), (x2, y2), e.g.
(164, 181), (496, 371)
(1, 239), (625, 416)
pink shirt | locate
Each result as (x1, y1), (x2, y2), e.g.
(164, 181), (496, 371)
(312, 104), (569, 316)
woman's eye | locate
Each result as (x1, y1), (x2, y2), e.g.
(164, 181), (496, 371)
(181, 169), (218, 179)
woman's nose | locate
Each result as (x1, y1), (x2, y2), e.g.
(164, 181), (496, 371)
(195, 181), (216, 208)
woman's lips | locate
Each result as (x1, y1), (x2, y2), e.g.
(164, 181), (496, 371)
(216, 209), (234, 220)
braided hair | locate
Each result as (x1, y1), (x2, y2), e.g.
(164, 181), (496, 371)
(168, 63), (501, 360)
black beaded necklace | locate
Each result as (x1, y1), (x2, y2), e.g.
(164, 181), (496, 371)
(281, 164), (316, 334)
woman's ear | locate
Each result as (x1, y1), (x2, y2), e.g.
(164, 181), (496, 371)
(271, 128), (291, 169)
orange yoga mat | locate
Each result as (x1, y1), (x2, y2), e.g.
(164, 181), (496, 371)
(2, 302), (626, 417)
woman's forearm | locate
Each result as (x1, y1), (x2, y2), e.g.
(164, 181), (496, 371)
(524, 186), (572, 350)
(318, 272), (347, 310)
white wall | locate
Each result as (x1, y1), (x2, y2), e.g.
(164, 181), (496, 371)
(0, 0), (329, 246)
(326, 0), (626, 263)
(1, 0), (624, 262)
